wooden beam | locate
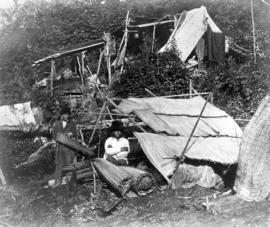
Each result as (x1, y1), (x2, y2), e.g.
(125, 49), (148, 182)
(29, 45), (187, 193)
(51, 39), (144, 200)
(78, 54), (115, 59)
(111, 92), (211, 101)
(33, 41), (104, 66)
(128, 19), (174, 28)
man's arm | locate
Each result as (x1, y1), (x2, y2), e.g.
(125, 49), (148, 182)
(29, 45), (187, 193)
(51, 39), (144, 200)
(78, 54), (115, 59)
(121, 138), (130, 153)
(104, 138), (121, 156)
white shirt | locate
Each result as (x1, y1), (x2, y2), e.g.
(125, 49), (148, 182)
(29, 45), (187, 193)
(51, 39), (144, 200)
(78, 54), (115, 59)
(104, 137), (130, 161)
(62, 121), (67, 129)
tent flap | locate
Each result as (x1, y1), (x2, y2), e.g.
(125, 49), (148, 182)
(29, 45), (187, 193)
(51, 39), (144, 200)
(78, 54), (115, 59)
(134, 132), (241, 183)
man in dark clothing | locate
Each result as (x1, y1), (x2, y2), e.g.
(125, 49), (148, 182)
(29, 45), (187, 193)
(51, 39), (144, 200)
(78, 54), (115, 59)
(52, 106), (77, 186)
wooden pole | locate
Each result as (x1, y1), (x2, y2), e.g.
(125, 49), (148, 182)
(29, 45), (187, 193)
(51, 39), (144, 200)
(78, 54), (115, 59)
(50, 60), (54, 97)
(107, 56), (112, 85)
(79, 128), (85, 145)
(96, 50), (104, 77)
(119, 11), (130, 75)
(81, 52), (85, 89)
(145, 88), (157, 97)
(88, 101), (107, 145)
(106, 106), (114, 120)
(189, 79), (192, 99)
(77, 56), (84, 88)
(151, 25), (156, 53)
(91, 162), (97, 194)
(172, 94), (211, 177)
(250, 0), (256, 64)
(97, 114), (104, 158)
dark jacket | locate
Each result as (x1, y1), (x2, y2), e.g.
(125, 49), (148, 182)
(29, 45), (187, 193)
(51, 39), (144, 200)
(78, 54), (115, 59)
(52, 120), (77, 140)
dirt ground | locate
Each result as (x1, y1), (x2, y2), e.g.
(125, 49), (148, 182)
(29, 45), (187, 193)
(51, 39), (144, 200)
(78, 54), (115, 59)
(0, 132), (270, 227)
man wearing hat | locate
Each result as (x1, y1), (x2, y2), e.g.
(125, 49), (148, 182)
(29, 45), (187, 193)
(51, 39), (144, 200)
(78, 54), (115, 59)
(52, 106), (77, 186)
(104, 120), (130, 166)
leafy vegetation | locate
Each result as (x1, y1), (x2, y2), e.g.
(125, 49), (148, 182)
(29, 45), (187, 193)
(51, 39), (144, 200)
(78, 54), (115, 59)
(0, 0), (269, 119)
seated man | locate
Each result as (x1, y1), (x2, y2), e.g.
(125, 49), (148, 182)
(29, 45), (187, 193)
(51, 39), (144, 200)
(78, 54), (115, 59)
(104, 120), (130, 166)
(52, 106), (77, 186)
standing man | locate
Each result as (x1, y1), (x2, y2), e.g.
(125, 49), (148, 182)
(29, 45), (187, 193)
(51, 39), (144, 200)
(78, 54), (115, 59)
(104, 120), (130, 166)
(52, 106), (77, 186)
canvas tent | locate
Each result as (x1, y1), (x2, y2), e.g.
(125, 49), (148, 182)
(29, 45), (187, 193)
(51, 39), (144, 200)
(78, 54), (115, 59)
(115, 96), (242, 183)
(158, 6), (225, 63)
(235, 95), (270, 201)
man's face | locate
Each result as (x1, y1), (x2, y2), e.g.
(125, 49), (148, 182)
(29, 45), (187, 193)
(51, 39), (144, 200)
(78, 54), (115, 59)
(62, 113), (69, 121)
(113, 130), (122, 138)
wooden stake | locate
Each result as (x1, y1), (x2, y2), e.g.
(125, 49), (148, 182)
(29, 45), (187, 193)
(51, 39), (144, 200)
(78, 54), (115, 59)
(250, 0), (256, 64)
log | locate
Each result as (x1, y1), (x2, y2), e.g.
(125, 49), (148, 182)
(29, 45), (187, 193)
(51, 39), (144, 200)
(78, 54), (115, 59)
(56, 133), (96, 157)
(93, 158), (154, 196)
(65, 168), (94, 180)
(77, 171), (94, 180)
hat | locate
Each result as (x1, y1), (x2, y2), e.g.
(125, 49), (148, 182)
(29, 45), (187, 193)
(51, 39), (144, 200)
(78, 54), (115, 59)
(109, 120), (124, 132)
(60, 106), (71, 115)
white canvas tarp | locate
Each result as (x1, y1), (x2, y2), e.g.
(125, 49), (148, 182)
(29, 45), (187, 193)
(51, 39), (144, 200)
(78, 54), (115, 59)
(0, 101), (36, 130)
(117, 96), (242, 138)
(134, 132), (240, 183)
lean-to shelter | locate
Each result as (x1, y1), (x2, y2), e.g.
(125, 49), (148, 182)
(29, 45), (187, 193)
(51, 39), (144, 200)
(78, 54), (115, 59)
(114, 95), (242, 183)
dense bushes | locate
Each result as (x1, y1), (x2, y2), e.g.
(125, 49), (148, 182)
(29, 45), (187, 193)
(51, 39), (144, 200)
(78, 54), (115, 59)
(0, 0), (269, 118)
(113, 52), (190, 98)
